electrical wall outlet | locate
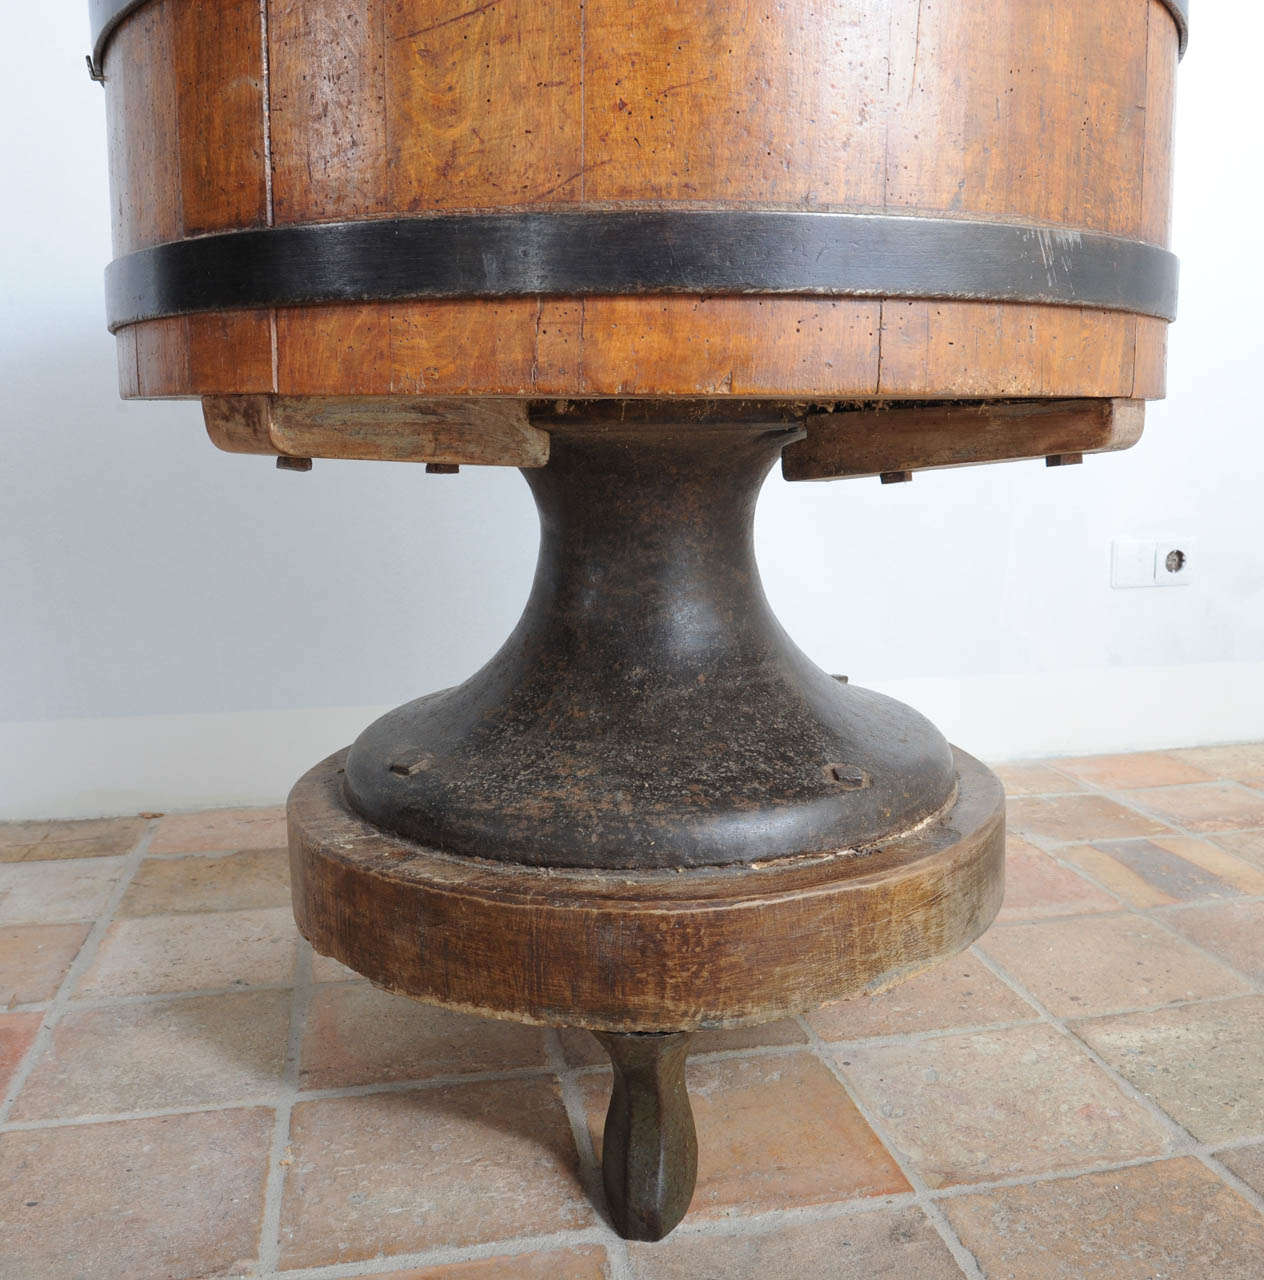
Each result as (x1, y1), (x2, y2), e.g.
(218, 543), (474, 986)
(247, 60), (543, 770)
(1111, 537), (1197, 589)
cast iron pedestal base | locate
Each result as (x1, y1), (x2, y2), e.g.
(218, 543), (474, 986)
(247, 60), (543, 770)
(286, 410), (1006, 1239)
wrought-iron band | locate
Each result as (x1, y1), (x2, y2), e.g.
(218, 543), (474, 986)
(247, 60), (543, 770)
(87, 0), (1189, 79)
(1164, 0), (1189, 56)
(104, 211), (1179, 332)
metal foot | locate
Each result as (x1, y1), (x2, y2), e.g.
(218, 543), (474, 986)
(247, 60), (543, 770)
(593, 1030), (698, 1241)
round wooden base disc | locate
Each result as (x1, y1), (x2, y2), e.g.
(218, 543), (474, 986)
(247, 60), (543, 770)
(289, 746), (1005, 1032)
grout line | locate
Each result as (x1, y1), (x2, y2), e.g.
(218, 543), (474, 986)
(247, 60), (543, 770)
(136, 845), (288, 861)
(0, 1098), (285, 1133)
(970, 944), (1191, 1143)
(971, 940), (1264, 1217)
(816, 1015), (1044, 1051)
(1009, 782), (1264, 997)
(0, 1039), (817, 1135)
(987, 891), (1264, 926)
(53, 978), (297, 1011)
(0, 822), (157, 1124)
(796, 1014), (982, 1280)
(255, 937), (313, 1276)
(1201, 1152), (1264, 1220)
(258, 1226), (624, 1280)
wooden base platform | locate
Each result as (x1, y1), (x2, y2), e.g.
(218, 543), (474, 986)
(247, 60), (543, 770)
(289, 744), (1004, 1031)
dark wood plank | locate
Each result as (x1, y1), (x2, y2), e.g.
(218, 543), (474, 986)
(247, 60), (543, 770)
(783, 398), (1145, 482)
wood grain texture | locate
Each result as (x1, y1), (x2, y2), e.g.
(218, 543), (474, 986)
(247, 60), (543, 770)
(269, 0), (389, 222)
(878, 303), (1138, 400)
(885, 0), (1148, 236)
(113, 324), (141, 399)
(187, 312), (274, 394)
(289, 746), (1005, 1031)
(101, 0), (1179, 401)
(783, 399), (1145, 482)
(385, 0), (584, 211)
(174, 0), (268, 236)
(1133, 316), (1169, 400)
(134, 316), (190, 399)
(572, 299), (881, 399)
(103, 0), (181, 256)
(1141, 0), (1180, 244)
(204, 395), (549, 465)
(583, 0), (887, 205)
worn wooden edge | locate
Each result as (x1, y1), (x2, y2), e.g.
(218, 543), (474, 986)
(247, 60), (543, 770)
(203, 394), (550, 466)
(782, 398), (1145, 482)
(288, 745), (1005, 1031)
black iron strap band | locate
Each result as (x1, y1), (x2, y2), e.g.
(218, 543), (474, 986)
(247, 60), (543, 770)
(88, 0), (1189, 79)
(104, 211), (1179, 332)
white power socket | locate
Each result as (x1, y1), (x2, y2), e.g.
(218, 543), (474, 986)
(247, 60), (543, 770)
(1111, 537), (1197, 589)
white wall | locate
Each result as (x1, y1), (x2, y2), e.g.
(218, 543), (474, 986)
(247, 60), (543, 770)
(2, 5), (1262, 819)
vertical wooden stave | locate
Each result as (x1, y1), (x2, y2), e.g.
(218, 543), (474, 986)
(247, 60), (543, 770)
(99, 0), (1180, 402)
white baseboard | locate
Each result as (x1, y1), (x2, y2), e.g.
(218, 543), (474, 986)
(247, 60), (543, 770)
(3, 661), (1263, 820)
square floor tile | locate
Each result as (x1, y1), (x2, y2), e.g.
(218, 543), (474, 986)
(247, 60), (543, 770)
(1007, 796), (1169, 844)
(978, 914), (1251, 1018)
(0, 922), (90, 1006)
(582, 1051), (908, 1218)
(1074, 996), (1264, 1143)
(1053, 752), (1215, 791)
(75, 906), (298, 998)
(1059, 835), (1264, 908)
(992, 762), (1084, 796)
(944, 1157), (1264, 1280)
(557, 1019), (807, 1069)
(1122, 783), (1264, 834)
(626, 1206), (963, 1279)
(1218, 1142), (1264, 1197)
(807, 952), (1034, 1040)
(12, 988), (291, 1120)
(1171, 743), (1264, 789)
(838, 1024), (1170, 1187)
(149, 805), (287, 855)
(995, 835), (1120, 922)
(0, 857), (126, 925)
(301, 982), (549, 1089)
(278, 1079), (593, 1269)
(1164, 900), (1264, 981)
(0, 1108), (272, 1280)
(356, 1246), (611, 1279)
(1210, 829), (1264, 869)
(119, 847), (291, 917)
(0, 817), (147, 863)
(0, 1011), (42, 1095)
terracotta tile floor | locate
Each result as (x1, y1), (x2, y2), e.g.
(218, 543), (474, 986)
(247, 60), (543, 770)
(3, 747), (1264, 1278)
